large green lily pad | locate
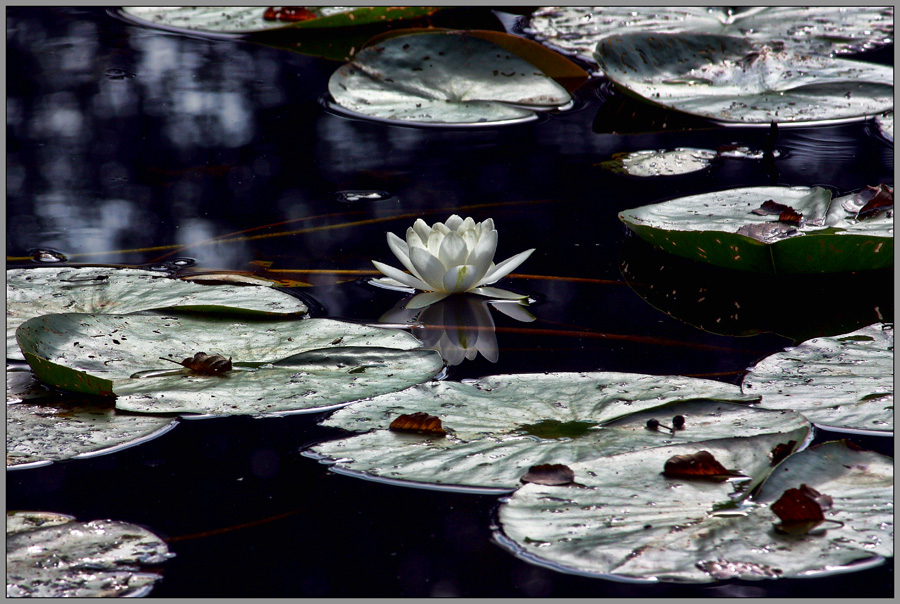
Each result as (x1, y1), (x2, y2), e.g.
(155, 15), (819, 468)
(595, 33), (893, 126)
(121, 7), (440, 34)
(7, 511), (173, 597)
(7, 267), (308, 360)
(328, 31), (572, 126)
(7, 401), (179, 469)
(307, 372), (811, 491)
(16, 313), (443, 416)
(497, 440), (892, 583)
(743, 324), (893, 434)
(527, 7), (894, 68)
(619, 185), (893, 274)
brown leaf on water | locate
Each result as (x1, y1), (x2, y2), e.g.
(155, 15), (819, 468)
(389, 412), (447, 436)
(771, 483), (833, 535)
(662, 451), (743, 481)
(161, 352), (233, 375)
(521, 463), (576, 486)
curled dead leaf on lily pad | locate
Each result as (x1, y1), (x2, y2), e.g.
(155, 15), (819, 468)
(327, 31), (577, 126)
(7, 511), (173, 597)
(595, 33), (893, 126)
(15, 313), (443, 416)
(306, 372), (811, 491)
(743, 323), (893, 434)
(120, 7), (441, 35)
(526, 6), (894, 69)
(6, 266), (308, 360)
(496, 440), (892, 584)
(619, 185), (893, 274)
(7, 400), (178, 469)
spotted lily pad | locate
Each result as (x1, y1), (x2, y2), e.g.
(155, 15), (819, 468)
(7, 267), (308, 360)
(7, 511), (173, 597)
(743, 324), (893, 434)
(16, 313), (443, 416)
(121, 6), (440, 34)
(307, 372), (810, 491)
(619, 185), (894, 273)
(496, 440), (892, 583)
(328, 31), (573, 126)
(7, 400), (179, 469)
(526, 7), (894, 68)
(595, 33), (893, 126)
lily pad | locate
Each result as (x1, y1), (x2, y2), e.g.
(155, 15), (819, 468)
(307, 372), (811, 491)
(527, 7), (894, 68)
(618, 185), (894, 274)
(16, 313), (443, 416)
(599, 148), (717, 177)
(7, 266), (308, 360)
(496, 440), (892, 583)
(875, 111), (893, 142)
(328, 31), (573, 126)
(121, 7), (440, 34)
(743, 324), (893, 434)
(7, 400), (179, 468)
(7, 512), (173, 597)
(595, 33), (893, 126)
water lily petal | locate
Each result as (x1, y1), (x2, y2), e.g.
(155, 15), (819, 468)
(370, 277), (416, 291)
(445, 214), (464, 230)
(481, 248), (535, 285)
(412, 219), (432, 242)
(468, 229), (499, 283)
(426, 229), (445, 257)
(372, 260), (432, 291)
(488, 300), (536, 322)
(442, 264), (481, 293)
(409, 246), (449, 291)
(459, 216), (476, 232)
(404, 291), (452, 310)
(469, 286), (529, 300)
(387, 232), (424, 279)
(438, 231), (469, 268)
(405, 227), (427, 251)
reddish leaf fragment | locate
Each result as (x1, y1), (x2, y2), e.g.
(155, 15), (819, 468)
(389, 411), (447, 436)
(769, 440), (797, 466)
(662, 450), (743, 481)
(771, 484), (833, 535)
(777, 207), (803, 224)
(161, 352), (232, 375)
(521, 463), (576, 486)
(857, 184), (893, 219)
(263, 7), (317, 22)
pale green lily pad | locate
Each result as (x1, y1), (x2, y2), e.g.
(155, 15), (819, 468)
(743, 324), (893, 434)
(7, 267), (308, 360)
(7, 512), (173, 597)
(527, 7), (894, 68)
(16, 313), (443, 416)
(619, 185), (894, 273)
(497, 440), (892, 583)
(875, 112), (893, 142)
(7, 401), (179, 468)
(328, 31), (572, 126)
(595, 33), (893, 126)
(600, 148), (718, 177)
(308, 372), (812, 491)
(121, 6), (438, 34)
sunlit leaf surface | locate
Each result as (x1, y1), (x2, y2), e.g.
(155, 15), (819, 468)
(7, 512), (173, 597)
(309, 372), (811, 490)
(121, 6), (439, 34)
(16, 313), (443, 416)
(599, 148), (717, 177)
(328, 31), (572, 125)
(595, 33), (893, 126)
(526, 7), (894, 68)
(619, 186), (894, 273)
(743, 324), (893, 433)
(7, 401), (178, 468)
(875, 112), (894, 142)
(7, 267), (308, 360)
(497, 440), (892, 583)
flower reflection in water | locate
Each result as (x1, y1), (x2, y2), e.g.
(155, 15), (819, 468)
(372, 215), (535, 310)
(381, 294), (535, 366)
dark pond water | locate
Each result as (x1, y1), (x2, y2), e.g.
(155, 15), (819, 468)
(6, 7), (894, 597)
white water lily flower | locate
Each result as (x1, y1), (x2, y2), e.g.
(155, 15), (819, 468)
(372, 215), (535, 309)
